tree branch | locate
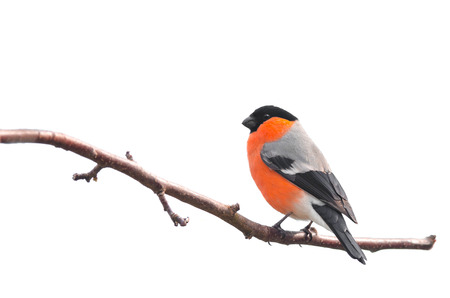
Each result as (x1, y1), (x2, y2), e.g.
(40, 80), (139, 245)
(0, 129), (436, 253)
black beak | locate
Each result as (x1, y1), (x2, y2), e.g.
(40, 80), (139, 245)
(242, 116), (257, 132)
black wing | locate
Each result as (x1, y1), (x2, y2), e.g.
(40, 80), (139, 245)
(261, 154), (358, 223)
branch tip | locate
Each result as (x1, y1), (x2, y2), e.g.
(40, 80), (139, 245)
(171, 214), (189, 227)
(426, 235), (437, 249)
(125, 151), (134, 161)
(73, 164), (104, 183)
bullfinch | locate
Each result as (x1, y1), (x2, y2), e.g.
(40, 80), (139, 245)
(243, 105), (366, 264)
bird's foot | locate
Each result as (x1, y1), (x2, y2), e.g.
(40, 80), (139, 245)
(271, 212), (292, 240)
(300, 221), (314, 242)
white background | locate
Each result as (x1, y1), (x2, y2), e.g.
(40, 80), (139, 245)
(1, 1), (449, 297)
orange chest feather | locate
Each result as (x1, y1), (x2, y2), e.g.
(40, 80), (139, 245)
(246, 118), (304, 215)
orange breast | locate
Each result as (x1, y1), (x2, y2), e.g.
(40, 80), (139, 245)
(247, 118), (304, 215)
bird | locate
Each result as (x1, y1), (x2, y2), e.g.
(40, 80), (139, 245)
(242, 105), (367, 264)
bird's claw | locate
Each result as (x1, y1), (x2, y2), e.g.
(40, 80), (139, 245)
(270, 212), (292, 241)
(300, 221), (314, 242)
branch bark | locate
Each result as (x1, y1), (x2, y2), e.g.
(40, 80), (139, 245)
(0, 129), (436, 253)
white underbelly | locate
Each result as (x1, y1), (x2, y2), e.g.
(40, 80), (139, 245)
(291, 192), (331, 231)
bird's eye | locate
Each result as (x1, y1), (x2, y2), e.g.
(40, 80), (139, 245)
(263, 114), (270, 120)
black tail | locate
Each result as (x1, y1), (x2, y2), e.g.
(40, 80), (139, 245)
(313, 204), (367, 264)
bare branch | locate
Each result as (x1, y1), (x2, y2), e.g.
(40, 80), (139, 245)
(0, 129), (437, 253)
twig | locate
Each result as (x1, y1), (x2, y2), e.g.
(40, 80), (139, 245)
(157, 189), (189, 227)
(124, 150), (188, 226)
(0, 129), (437, 252)
(73, 164), (104, 182)
(72, 150), (188, 226)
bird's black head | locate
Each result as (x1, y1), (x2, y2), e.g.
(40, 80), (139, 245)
(242, 105), (298, 133)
